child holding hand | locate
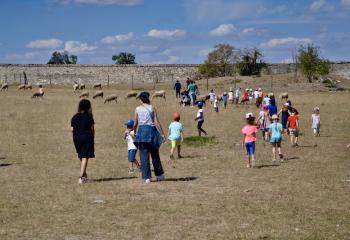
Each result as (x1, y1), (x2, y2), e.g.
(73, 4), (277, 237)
(242, 113), (258, 168)
(124, 119), (140, 173)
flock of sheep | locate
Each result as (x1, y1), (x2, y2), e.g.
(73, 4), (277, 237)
(0, 82), (45, 98)
(73, 82), (167, 104)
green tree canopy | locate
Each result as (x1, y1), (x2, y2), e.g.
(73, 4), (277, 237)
(199, 44), (239, 77)
(112, 52), (136, 64)
(47, 51), (78, 64)
(237, 48), (266, 76)
(297, 44), (330, 82)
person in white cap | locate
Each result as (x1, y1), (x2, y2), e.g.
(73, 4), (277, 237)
(242, 113), (258, 168)
(311, 107), (321, 136)
(268, 114), (284, 162)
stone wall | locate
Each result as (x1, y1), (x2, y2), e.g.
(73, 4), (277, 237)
(0, 63), (349, 86)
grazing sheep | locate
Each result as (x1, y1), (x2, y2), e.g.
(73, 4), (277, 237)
(93, 83), (102, 89)
(151, 90), (166, 100)
(124, 91), (138, 100)
(268, 92), (274, 98)
(73, 82), (79, 92)
(32, 85), (44, 99)
(79, 84), (85, 90)
(0, 83), (8, 91)
(79, 91), (89, 98)
(18, 84), (26, 90)
(92, 90), (104, 99)
(104, 94), (118, 104)
(24, 84), (32, 90)
(279, 92), (288, 100)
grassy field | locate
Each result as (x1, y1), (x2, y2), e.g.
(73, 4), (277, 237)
(0, 76), (349, 240)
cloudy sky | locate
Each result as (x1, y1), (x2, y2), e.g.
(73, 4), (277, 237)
(1, 0), (349, 64)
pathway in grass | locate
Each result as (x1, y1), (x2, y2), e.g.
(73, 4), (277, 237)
(183, 136), (217, 147)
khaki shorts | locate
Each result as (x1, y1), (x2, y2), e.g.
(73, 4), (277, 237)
(288, 128), (299, 137)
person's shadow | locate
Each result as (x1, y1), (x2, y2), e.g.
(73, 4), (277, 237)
(90, 176), (137, 182)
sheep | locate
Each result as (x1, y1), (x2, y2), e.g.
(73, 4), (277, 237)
(104, 94), (118, 104)
(79, 84), (85, 90)
(93, 83), (102, 89)
(24, 84), (32, 90)
(151, 90), (166, 100)
(31, 92), (44, 99)
(18, 84), (26, 90)
(73, 82), (79, 92)
(124, 91), (138, 100)
(92, 90), (104, 99)
(79, 91), (89, 98)
(279, 92), (289, 100)
(0, 83), (8, 91)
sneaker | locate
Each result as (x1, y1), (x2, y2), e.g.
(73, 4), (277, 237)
(78, 177), (87, 184)
(145, 179), (151, 183)
(156, 174), (165, 181)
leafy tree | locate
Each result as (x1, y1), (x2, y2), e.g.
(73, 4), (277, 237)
(47, 51), (78, 64)
(297, 45), (330, 82)
(112, 52), (136, 64)
(199, 44), (239, 77)
(237, 48), (266, 76)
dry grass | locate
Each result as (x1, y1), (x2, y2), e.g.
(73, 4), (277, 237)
(0, 76), (349, 240)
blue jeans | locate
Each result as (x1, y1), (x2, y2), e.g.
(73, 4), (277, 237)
(138, 142), (164, 179)
(190, 93), (196, 103)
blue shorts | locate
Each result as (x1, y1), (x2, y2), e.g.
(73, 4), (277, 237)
(128, 149), (137, 162)
(245, 142), (255, 156)
(197, 120), (204, 129)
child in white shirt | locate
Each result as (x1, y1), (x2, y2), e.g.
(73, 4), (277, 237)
(124, 119), (140, 173)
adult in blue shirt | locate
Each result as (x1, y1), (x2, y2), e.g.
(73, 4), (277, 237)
(174, 80), (182, 98)
(268, 97), (278, 117)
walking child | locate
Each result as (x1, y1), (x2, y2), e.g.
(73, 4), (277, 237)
(168, 112), (184, 160)
(278, 103), (290, 133)
(214, 95), (219, 113)
(242, 113), (258, 168)
(256, 105), (271, 141)
(209, 89), (215, 105)
(195, 101), (207, 136)
(222, 92), (228, 109)
(269, 114), (284, 162)
(124, 119), (140, 173)
(311, 107), (321, 136)
(287, 109), (299, 147)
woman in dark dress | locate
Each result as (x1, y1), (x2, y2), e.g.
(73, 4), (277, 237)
(71, 99), (95, 184)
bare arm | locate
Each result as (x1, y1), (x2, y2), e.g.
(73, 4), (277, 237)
(180, 131), (184, 143)
(133, 110), (138, 132)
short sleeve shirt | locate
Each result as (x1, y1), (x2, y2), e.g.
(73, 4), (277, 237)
(197, 109), (203, 121)
(71, 112), (94, 137)
(269, 122), (283, 139)
(168, 122), (183, 141)
(242, 125), (258, 143)
(288, 115), (298, 129)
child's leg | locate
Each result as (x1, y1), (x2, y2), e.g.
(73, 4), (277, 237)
(170, 146), (175, 159)
(200, 128), (207, 135)
(177, 145), (182, 158)
(246, 155), (251, 168)
(251, 154), (255, 167)
(198, 129), (201, 137)
(272, 145), (276, 161)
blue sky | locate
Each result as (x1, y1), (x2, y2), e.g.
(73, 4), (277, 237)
(0, 0), (349, 64)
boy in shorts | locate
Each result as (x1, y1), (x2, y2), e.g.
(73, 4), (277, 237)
(168, 112), (184, 160)
(287, 109), (299, 147)
(124, 119), (140, 173)
(195, 101), (207, 136)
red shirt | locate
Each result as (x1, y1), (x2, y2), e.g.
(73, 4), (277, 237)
(288, 115), (298, 129)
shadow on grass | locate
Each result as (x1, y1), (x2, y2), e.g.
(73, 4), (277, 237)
(90, 176), (137, 182)
(0, 163), (12, 167)
(284, 156), (300, 160)
(255, 164), (280, 169)
(0, 157), (6, 160)
(298, 144), (318, 148)
(163, 177), (198, 182)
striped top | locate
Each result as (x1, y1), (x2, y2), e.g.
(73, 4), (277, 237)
(136, 104), (155, 126)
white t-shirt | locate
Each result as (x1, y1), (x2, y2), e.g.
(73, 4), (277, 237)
(214, 99), (218, 108)
(126, 131), (137, 150)
(235, 89), (241, 98)
(254, 91), (259, 99)
(209, 92), (215, 101)
(197, 109), (204, 121)
(263, 97), (270, 106)
(228, 91), (234, 100)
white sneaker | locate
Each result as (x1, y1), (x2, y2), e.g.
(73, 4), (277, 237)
(145, 179), (151, 183)
(78, 177), (87, 184)
(156, 174), (165, 181)
(78, 178), (83, 184)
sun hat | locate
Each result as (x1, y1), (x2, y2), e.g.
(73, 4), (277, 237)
(173, 111), (180, 121)
(125, 119), (134, 128)
(245, 112), (254, 119)
(197, 101), (204, 107)
(314, 106), (320, 111)
(271, 114), (279, 120)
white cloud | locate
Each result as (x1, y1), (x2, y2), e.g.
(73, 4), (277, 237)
(210, 24), (236, 37)
(166, 56), (180, 64)
(147, 29), (186, 40)
(6, 52), (41, 61)
(101, 32), (134, 44)
(309, 0), (334, 12)
(341, 0), (350, 7)
(61, 0), (143, 6)
(64, 41), (97, 54)
(260, 37), (312, 49)
(26, 39), (63, 49)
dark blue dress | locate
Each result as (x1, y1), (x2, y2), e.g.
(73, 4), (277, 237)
(281, 109), (289, 129)
(71, 112), (95, 158)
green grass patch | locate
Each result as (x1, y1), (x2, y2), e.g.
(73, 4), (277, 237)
(183, 136), (217, 146)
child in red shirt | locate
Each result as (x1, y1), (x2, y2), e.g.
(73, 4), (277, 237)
(287, 109), (299, 147)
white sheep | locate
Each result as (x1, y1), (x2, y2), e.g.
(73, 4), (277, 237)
(73, 82), (79, 92)
(104, 94), (118, 104)
(151, 90), (166, 100)
(79, 91), (89, 98)
(93, 83), (102, 89)
(92, 90), (104, 99)
(0, 83), (8, 91)
(279, 92), (288, 100)
(124, 91), (138, 100)
(18, 84), (26, 90)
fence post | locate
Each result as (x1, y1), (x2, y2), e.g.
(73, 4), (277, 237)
(20, 73), (22, 85)
(234, 72), (237, 90)
(206, 77), (209, 91)
(49, 75), (52, 88)
(131, 74), (134, 90)
(5, 74), (7, 83)
(14, 73), (16, 83)
(270, 75), (273, 93)
(107, 75), (110, 88)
